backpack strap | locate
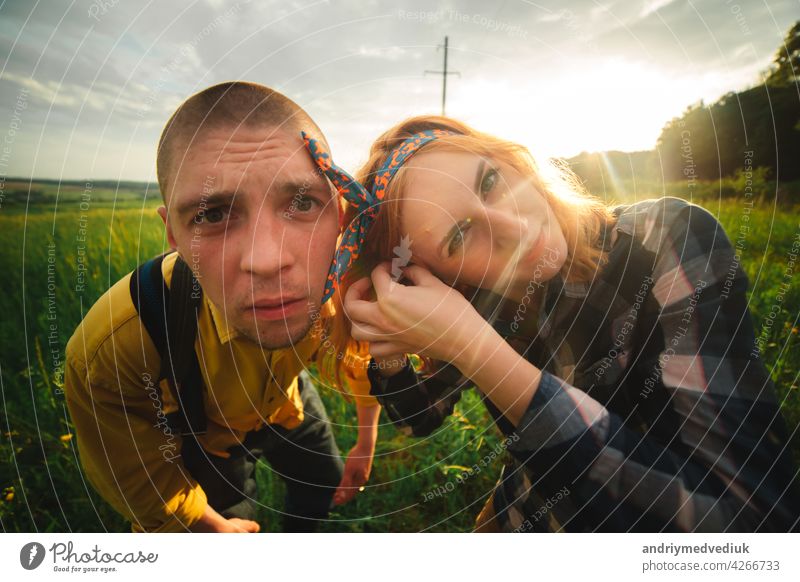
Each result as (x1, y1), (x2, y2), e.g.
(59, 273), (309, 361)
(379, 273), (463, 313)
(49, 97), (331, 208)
(130, 253), (207, 437)
(130, 253), (169, 357)
(163, 257), (207, 436)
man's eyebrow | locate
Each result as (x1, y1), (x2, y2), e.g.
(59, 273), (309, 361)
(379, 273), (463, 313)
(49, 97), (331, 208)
(276, 178), (332, 197)
(175, 191), (237, 220)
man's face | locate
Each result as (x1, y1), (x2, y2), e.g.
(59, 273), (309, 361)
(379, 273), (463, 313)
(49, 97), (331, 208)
(158, 126), (339, 349)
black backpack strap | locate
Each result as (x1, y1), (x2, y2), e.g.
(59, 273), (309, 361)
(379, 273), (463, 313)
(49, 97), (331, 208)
(163, 257), (207, 436)
(130, 254), (169, 359)
(130, 253), (207, 437)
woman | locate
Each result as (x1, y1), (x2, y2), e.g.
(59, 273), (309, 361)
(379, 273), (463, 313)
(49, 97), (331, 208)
(302, 117), (799, 532)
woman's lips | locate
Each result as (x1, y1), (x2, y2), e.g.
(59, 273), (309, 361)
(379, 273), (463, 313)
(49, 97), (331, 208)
(246, 297), (307, 320)
(522, 228), (545, 264)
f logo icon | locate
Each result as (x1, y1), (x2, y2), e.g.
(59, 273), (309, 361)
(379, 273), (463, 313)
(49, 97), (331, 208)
(20, 542), (45, 570)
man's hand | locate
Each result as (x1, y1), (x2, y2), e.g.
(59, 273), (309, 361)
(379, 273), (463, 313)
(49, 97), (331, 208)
(332, 404), (379, 506)
(333, 441), (374, 506)
(189, 504), (260, 533)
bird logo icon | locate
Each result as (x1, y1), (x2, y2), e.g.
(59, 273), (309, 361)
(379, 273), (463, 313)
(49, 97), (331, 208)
(390, 234), (413, 290)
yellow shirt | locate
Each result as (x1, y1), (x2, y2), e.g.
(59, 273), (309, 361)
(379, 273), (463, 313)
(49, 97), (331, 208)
(64, 252), (375, 532)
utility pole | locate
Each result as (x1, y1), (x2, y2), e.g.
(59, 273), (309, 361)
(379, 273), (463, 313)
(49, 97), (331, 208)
(424, 36), (460, 116)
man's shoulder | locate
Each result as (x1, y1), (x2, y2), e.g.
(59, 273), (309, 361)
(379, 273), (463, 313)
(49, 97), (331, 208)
(65, 252), (178, 375)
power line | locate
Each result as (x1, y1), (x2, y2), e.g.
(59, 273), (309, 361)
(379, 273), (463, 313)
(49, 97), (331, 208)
(424, 36), (460, 116)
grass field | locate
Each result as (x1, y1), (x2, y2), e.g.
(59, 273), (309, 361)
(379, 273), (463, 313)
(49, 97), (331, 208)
(1, 180), (799, 532)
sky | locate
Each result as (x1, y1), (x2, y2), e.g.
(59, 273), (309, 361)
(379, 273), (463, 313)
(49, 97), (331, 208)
(0, 0), (797, 181)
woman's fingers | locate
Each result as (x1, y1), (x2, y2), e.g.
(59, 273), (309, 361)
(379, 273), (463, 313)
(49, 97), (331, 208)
(350, 320), (392, 342)
(344, 276), (372, 303)
(345, 297), (384, 326)
(370, 261), (396, 299)
(371, 261), (444, 300)
(344, 300), (387, 329)
(368, 341), (411, 358)
(401, 263), (440, 287)
(344, 277), (385, 324)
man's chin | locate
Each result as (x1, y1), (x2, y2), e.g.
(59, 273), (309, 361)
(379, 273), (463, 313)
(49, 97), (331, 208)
(236, 316), (314, 350)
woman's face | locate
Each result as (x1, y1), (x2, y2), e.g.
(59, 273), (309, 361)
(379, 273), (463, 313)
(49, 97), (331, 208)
(398, 150), (568, 301)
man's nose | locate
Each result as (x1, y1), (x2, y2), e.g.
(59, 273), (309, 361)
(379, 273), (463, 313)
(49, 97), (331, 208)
(240, 211), (296, 277)
(484, 207), (530, 253)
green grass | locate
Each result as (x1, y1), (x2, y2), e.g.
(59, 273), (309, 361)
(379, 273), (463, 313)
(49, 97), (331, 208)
(1, 183), (799, 532)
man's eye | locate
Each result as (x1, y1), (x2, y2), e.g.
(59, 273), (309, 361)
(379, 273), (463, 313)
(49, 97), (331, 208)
(195, 207), (228, 225)
(294, 196), (320, 213)
(480, 168), (498, 197)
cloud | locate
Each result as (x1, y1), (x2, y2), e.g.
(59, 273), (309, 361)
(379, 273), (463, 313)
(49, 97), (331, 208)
(0, 71), (151, 118)
(639, 0), (678, 20)
(357, 45), (421, 61)
(1, 0), (797, 180)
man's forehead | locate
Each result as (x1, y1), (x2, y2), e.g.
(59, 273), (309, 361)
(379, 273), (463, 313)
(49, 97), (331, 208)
(187, 125), (300, 157)
(165, 121), (331, 204)
(176, 127), (322, 179)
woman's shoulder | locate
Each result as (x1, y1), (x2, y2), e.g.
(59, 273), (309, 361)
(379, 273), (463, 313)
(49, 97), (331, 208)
(610, 196), (724, 254)
(606, 197), (743, 300)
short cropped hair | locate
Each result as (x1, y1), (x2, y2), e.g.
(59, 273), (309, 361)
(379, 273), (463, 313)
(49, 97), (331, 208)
(156, 81), (325, 201)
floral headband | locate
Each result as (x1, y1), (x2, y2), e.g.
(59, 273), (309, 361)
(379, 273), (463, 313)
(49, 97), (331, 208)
(302, 128), (456, 303)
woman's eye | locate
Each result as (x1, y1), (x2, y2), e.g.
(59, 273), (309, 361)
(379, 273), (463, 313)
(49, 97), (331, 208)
(447, 221), (471, 256)
(480, 168), (498, 197)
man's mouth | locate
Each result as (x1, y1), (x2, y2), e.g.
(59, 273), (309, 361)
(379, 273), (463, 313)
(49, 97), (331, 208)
(244, 296), (307, 320)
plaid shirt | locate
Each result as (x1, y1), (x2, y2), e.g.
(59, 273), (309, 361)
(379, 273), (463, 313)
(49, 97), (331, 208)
(368, 197), (800, 532)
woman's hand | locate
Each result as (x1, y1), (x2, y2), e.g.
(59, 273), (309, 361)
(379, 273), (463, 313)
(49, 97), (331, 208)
(346, 261), (544, 427)
(344, 261), (490, 367)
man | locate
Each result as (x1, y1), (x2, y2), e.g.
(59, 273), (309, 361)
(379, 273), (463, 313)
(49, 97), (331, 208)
(64, 81), (380, 533)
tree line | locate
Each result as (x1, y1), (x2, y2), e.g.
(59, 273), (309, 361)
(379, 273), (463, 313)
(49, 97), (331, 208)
(570, 21), (799, 195)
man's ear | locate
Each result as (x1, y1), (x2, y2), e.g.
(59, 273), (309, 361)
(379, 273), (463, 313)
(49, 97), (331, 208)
(157, 206), (178, 250)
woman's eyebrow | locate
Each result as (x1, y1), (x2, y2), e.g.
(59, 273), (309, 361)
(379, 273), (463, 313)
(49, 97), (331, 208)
(438, 224), (455, 256)
(473, 159), (486, 195)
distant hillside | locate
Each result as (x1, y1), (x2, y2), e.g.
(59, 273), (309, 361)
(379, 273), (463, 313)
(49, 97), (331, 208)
(566, 150), (659, 197)
(0, 178), (160, 206)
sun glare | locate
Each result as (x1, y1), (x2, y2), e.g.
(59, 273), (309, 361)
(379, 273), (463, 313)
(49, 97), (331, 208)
(449, 58), (728, 161)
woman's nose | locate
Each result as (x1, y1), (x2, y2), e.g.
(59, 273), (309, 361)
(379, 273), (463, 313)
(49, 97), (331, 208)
(484, 208), (530, 252)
